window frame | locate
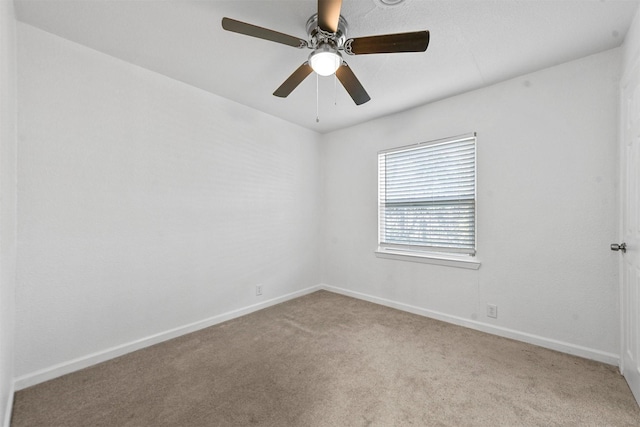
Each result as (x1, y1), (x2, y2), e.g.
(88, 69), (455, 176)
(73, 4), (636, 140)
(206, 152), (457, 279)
(375, 133), (480, 270)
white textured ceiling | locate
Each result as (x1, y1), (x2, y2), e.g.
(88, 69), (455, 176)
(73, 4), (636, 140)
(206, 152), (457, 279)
(14, 0), (640, 133)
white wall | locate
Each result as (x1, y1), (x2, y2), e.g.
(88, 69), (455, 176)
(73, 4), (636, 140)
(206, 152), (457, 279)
(0, 0), (17, 424)
(321, 48), (621, 363)
(15, 23), (322, 385)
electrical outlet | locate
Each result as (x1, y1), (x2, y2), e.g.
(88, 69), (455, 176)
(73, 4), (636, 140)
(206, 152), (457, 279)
(487, 304), (498, 319)
(256, 284), (263, 296)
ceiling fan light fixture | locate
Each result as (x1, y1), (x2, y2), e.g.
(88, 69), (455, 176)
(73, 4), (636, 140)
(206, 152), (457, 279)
(309, 45), (343, 76)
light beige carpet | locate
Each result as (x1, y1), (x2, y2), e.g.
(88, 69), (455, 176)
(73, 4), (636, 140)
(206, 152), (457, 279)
(11, 290), (640, 426)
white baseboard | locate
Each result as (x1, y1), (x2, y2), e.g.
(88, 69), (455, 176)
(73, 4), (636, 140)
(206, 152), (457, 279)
(14, 285), (322, 390)
(14, 283), (619, 391)
(320, 284), (619, 366)
(2, 383), (14, 427)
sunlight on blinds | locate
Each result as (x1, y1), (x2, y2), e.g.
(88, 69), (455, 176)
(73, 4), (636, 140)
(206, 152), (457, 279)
(378, 134), (476, 255)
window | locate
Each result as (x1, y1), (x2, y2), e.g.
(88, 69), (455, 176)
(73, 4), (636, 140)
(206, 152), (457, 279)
(377, 133), (477, 264)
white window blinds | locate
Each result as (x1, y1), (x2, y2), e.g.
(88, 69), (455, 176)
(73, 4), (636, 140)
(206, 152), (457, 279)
(378, 133), (476, 255)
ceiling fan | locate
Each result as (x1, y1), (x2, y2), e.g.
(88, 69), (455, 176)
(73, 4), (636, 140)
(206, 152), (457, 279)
(221, 0), (430, 106)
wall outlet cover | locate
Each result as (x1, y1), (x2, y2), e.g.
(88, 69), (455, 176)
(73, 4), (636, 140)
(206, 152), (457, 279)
(487, 304), (498, 319)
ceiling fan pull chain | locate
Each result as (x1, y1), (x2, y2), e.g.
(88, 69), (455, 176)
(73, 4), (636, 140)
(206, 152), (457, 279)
(334, 69), (338, 105)
(316, 73), (320, 123)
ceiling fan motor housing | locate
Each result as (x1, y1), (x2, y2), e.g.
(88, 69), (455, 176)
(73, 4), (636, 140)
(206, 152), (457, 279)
(306, 13), (348, 50)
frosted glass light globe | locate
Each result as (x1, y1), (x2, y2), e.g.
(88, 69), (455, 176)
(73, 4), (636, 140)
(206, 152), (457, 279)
(309, 48), (342, 76)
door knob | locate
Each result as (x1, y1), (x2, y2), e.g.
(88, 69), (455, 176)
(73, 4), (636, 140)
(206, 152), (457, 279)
(611, 243), (627, 253)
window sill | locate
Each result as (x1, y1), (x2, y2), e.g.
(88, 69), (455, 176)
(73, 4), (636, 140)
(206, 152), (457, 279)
(375, 247), (481, 270)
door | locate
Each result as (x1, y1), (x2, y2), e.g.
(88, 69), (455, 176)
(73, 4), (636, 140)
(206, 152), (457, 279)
(620, 55), (640, 405)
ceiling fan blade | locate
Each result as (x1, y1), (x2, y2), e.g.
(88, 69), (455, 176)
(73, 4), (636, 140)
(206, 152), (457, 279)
(317, 0), (342, 33)
(273, 63), (314, 98)
(344, 31), (429, 55)
(335, 62), (370, 105)
(222, 17), (307, 49)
